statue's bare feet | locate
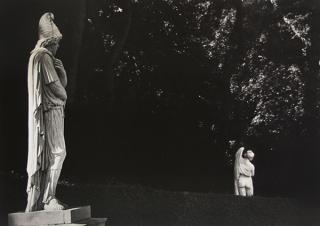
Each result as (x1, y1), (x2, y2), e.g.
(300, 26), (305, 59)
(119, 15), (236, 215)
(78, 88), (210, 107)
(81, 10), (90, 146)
(44, 198), (65, 211)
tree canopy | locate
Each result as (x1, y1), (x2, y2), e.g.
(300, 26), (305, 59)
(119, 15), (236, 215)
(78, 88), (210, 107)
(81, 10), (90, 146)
(70, 0), (320, 194)
(1, 0), (320, 195)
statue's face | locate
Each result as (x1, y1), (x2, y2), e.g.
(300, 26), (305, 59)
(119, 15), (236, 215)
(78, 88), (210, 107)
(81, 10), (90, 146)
(51, 42), (60, 56)
(47, 42), (60, 56)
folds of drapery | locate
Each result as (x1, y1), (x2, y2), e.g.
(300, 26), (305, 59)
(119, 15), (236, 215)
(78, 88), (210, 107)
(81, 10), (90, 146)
(26, 44), (52, 212)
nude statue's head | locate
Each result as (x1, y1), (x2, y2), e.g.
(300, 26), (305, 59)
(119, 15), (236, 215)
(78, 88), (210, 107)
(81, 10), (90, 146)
(245, 150), (254, 161)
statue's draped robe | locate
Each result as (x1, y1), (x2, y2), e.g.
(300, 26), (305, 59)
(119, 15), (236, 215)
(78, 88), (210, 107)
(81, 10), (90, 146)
(26, 46), (48, 212)
(234, 148), (255, 195)
(26, 43), (66, 212)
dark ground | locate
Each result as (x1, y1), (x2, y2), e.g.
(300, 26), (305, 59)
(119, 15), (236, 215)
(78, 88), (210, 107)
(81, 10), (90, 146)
(1, 171), (319, 226)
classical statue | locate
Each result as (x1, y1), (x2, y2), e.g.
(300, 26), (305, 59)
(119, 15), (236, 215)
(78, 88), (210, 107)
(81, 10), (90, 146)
(234, 147), (255, 197)
(26, 12), (68, 212)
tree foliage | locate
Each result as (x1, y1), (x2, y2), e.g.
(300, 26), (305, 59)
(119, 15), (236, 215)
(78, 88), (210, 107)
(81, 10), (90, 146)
(77, 0), (320, 151)
(70, 0), (320, 193)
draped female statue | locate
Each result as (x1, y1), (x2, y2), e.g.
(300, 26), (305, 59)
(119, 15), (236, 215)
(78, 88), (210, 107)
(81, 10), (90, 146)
(26, 12), (68, 212)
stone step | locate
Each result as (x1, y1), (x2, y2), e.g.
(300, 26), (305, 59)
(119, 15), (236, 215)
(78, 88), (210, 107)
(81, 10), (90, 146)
(8, 206), (91, 226)
(75, 218), (107, 226)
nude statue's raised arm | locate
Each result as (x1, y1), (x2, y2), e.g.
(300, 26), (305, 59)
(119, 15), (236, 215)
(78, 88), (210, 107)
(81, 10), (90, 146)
(234, 147), (244, 180)
(251, 165), (255, 177)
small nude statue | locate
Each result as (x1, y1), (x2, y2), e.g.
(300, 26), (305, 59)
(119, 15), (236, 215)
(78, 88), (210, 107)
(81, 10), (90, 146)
(234, 147), (255, 197)
(26, 12), (68, 212)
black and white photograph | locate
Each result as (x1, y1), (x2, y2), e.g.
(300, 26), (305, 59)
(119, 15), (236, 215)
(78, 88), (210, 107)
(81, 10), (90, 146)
(1, 0), (320, 225)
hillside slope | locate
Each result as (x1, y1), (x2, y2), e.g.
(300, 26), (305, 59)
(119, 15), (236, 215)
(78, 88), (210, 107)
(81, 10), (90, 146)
(1, 172), (318, 226)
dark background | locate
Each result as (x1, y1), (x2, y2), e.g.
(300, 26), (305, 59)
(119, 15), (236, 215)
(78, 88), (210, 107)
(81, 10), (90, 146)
(1, 0), (320, 201)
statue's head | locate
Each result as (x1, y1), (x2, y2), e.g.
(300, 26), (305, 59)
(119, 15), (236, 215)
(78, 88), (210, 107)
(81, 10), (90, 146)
(38, 12), (62, 40)
(37, 12), (62, 55)
(245, 150), (254, 161)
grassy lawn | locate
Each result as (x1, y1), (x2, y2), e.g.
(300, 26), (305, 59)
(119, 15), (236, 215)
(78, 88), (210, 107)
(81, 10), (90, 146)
(1, 172), (319, 226)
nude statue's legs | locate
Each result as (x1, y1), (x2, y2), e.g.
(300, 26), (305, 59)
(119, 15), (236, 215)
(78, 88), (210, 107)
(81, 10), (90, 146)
(246, 177), (254, 196)
(238, 176), (247, 196)
(239, 186), (247, 196)
(238, 175), (254, 197)
(246, 186), (253, 196)
(234, 180), (240, 195)
(238, 176), (246, 196)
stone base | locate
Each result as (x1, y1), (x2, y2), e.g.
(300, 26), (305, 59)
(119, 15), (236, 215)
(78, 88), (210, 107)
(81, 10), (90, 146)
(8, 206), (107, 226)
(75, 218), (107, 226)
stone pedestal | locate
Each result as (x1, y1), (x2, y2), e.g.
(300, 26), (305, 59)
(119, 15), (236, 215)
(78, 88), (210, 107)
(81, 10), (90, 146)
(8, 206), (107, 226)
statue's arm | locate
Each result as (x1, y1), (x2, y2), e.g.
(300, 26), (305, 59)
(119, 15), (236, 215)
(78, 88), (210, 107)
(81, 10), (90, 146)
(54, 58), (67, 88)
(48, 81), (67, 101)
(234, 147), (244, 179)
(251, 165), (255, 177)
(236, 147), (245, 162)
(41, 54), (67, 101)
